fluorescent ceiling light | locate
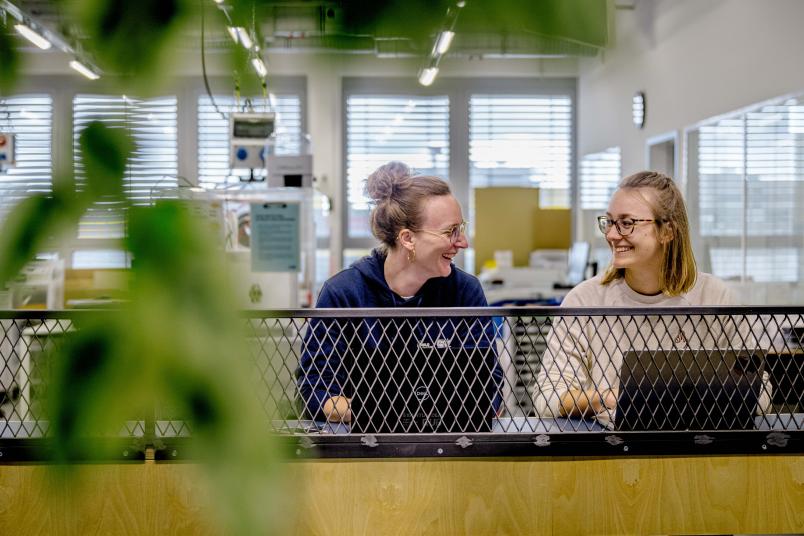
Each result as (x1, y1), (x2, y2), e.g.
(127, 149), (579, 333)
(227, 26), (253, 49)
(418, 67), (438, 87)
(14, 23), (52, 50)
(226, 26), (239, 43)
(434, 31), (455, 55)
(69, 60), (100, 80)
(237, 29), (253, 49)
(251, 57), (268, 78)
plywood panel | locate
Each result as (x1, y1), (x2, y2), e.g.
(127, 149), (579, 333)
(474, 187), (571, 270)
(475, 187), (541, 269)
(531, 208), (572, 250)
(0, 456), (802, 535)
(288, 459), (554, 535)
(0, 464), (217, 536)
(551, 456), (804, 535)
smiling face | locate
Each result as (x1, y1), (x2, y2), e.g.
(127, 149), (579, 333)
(412, 194), (468, 279)
(605, 188), (666, 277)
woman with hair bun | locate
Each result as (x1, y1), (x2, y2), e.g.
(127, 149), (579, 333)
(298, 161), (501, 426)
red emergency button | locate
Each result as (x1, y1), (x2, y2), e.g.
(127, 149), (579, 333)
(0, 135), (7, 147)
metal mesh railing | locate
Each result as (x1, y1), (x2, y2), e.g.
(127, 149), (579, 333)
(0, 307), (802, 457)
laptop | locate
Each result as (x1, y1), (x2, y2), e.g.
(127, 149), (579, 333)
(615, 349), (765, 431)
(347, 344), (497, 434)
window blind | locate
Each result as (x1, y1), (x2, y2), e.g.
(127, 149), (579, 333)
(580, 147), (621, 210)
(345, 95), (450, 238)
(695, 95), (804, 283)
(698, 117), (745, 238)
(0, 95), (52, 224)
(710, 247), (798, 283)
(469, 95), (572, 208)
(73, 94), (178, 239)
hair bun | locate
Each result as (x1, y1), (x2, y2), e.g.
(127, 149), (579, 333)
(365, 161), (411, 202)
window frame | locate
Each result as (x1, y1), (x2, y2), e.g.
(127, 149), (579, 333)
(685, 90), (804, 284)
(341, 77), (577, 267)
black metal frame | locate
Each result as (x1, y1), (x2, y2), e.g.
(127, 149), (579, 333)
(0, 307), (801, 461)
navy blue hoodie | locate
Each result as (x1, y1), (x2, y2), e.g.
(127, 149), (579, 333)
(297, 249), (503, 420)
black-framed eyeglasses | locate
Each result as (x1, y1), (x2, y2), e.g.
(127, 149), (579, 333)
(419, 220), (468, 243)
(597, 216), (658, 236)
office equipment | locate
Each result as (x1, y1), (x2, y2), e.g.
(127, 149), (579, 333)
(229, 112), (275, 169)
(349, 345), (496, 433)
(501, 314), (551, 417)
(529, 249), (567, 270)
(0, 132), (15, 173)
(266, 153), (313, 188)
(565, 241), (591, 286)
(10, 259), (64, 309)
(480, 244), (587, 303)
(616, 349), (765, 431)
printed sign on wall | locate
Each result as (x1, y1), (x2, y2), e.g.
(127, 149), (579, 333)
(250, 202), (300, 272)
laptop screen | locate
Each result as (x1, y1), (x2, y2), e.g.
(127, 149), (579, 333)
(615, 349), (765, 431)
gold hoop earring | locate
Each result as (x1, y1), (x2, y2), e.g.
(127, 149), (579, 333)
(407, 247), (416, 263)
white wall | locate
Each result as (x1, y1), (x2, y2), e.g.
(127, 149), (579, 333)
(579, 0), (804, 174)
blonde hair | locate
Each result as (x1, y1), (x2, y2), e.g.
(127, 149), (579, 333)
(364, 161), (451, 251)
(601, 171), (697, 296)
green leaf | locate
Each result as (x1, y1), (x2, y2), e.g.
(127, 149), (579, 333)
(126, 202), (229, 308)
(70, 0), (196, 93)
(78, 120), (133, 201)
(44, 316), (150, 462)
(0, 196), (63, 288)
(0, 17), (19, 94)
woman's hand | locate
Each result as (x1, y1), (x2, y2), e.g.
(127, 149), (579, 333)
(323, 395), (352, 423)
(602, 387), (619, 411)
(560, 387), (618, 417)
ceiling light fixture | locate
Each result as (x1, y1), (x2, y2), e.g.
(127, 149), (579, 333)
(251, 57), (268, 78)
(433, 31), (455, 55)
(4, 1), (104, 80)
(417, 1), (465, 87)
(14, 22), (51, 50)
(69, 59), (100, 80)
(227, 26), (253, 49)
(418, 67), (438, 87)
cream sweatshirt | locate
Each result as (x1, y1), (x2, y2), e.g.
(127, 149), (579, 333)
(534, 272), (771, 427)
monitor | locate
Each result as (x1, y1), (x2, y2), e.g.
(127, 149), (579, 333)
(565, 241), (590, 286)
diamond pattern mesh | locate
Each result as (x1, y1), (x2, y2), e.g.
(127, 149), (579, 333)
(0, 309), (802, 439)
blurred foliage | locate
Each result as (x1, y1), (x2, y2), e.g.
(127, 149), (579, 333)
(339, 0), (451, 45)
(0, 16), (20, 94)
(78, 121), (131, 199)
(1, 0), (290, 533)
(63, 0), (197, 94)
(230, 40), (267, 98)
(44, 202), (291, 533)
(337, 0), (609, 48)
(0, 196), (71, 286)
(461, 0), (609, 47)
